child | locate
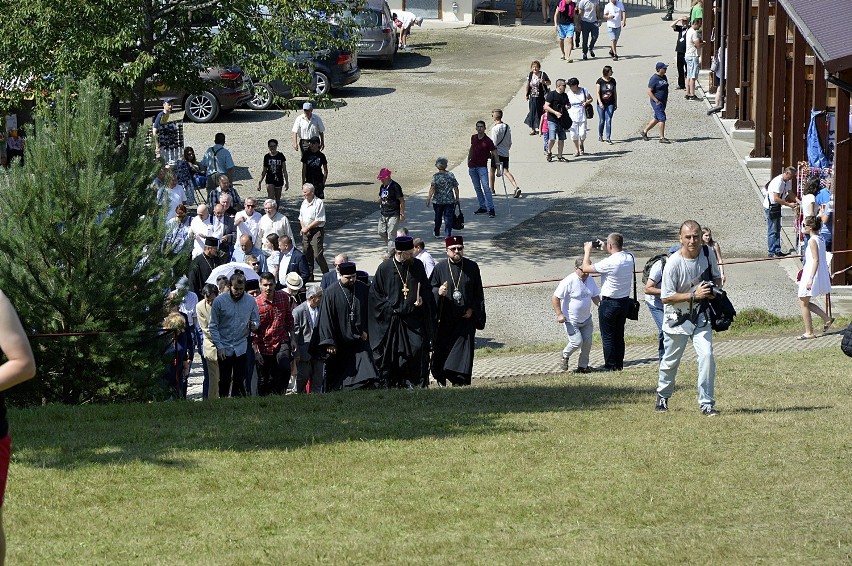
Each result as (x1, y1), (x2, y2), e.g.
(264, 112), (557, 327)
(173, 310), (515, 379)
(540, 113), (550, 154)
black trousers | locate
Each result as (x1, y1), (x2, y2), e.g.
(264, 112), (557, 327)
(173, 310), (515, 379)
(257, 346), (291, 396)
(219, 353), (247, 397)
(676, 51), (687, 89)
(599, 297), (631, 370)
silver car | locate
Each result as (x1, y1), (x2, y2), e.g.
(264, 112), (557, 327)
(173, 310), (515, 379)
(341, 0), (398, 65)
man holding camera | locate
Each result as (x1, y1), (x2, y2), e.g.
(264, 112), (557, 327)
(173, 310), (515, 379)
(656, 220), (722, 416)
(582, 233), (634, 371)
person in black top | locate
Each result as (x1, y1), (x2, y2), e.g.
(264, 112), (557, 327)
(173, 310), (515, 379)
(258, 139), (289, 204)
(672, 16), (689, 90)
(0, 289), (37, 563)
(595, 65), (617, 144)
(543, 79), (571, 162)
(376, 168), (405, 255)
(300, 137), (328, 199)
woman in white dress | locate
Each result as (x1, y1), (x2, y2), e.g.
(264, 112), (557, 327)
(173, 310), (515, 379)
(797, 215), (833, 339)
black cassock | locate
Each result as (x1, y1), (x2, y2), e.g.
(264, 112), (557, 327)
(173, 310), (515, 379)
(187, 252), (225, 296)
(429, 258), (485, 386)
(368, 258), (436, 388)
(314, 280), (378, 391)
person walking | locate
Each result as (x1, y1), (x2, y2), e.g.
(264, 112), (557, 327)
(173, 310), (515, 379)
(376, 168), (405, 255)
(298, 183), (329, 281)
(552, 258), (600, 373)
(595, 65), (617, 144)
(797, 215), (833, 340)
(577, 0), (600, 60)
(602, 0), (626, 61)
(555, 0), (577, 62)
(426, 157), (460, 239)
(543, 79), (571, 162)
(489, 109), (521, 198)
(640, 62), (671, 143)
(524, 61), (551, 135)
(467, 120), (498, 218)
(565, 77), (593, 156)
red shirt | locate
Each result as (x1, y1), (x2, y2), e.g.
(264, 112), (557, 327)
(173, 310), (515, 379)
(254, 290), (294, 355)
(468, 134), (495, 167)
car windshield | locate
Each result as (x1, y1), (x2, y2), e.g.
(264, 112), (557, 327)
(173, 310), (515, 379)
(338, 9), (382, 27)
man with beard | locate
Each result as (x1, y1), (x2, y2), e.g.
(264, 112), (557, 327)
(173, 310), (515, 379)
(369, 236), (436, 388)
(315, 262), (378, 391)
(254, 272), (294, 395)
(188, 237), (227, 295)
(209, 272), (260, 397)
(429, 236), (485, 386)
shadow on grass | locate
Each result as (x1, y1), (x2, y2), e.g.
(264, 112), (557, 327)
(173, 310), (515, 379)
(13, 381), (649, 469)
(728, 405), (834, 415)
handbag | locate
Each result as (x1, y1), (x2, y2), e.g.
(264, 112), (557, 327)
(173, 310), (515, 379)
(452, 203), (464, 230)
(765, 180), (782, 218)
(626, 253), (640, 321)
(584, 103), (594, 120)
(700, 245), (736, 331)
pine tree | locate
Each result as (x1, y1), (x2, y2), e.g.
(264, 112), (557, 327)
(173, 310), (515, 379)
(0, 79), (185, 404)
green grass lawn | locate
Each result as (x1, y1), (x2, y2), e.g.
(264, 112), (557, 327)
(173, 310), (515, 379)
(7, 348), (851, 564)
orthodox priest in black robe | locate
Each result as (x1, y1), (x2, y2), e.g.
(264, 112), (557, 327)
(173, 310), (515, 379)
(369, 236), (436, 388)
(314, 262), (379, 391)
(429, 236), (485, 386)
(187, 237), (226, 295)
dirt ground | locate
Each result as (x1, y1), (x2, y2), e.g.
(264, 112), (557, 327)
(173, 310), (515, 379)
(179, 25), (554, 229)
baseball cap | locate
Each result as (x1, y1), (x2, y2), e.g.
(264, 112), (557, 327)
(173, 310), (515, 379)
(302, 102), (313, 110)
(656, 62), (669, 71)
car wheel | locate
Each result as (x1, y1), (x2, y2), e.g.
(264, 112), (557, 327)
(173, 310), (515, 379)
(314, 71), (331, 96)
(184, 91), (220, 123)
(246, 83), (274, 110)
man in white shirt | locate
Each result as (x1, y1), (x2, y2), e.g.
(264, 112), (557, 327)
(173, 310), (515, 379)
(656, 220), (722, 416)
(291, 102), (325, 155)
(581, 232), (634, 371)
(234, 197), (262, 243)
(489, 109), (521, 199)
(577, 0), (600, 61)
(258, 199), (295, 257)
(763, 166), (797, 257)
(413, 238), (436, 277)
(298, 183), (329, 282)
(684, 18), (703, 100)
(602, 0), (626, 61)
(189, 204), (213, 258)
(553, 258), (601, 373)
(394, 10), (423, 50)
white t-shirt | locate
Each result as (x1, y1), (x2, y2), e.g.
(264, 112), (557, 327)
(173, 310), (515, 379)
(235, 210), (262, 244)
(602, 1), (624, 28)
(661, 248), (720, 335)
(801, 193), (817, 219)
(567, 88), (590, 123)
(577, 0), (599, 23)
(593, 250), (634, 298)
(491, 123), (512, 157)
(685, 27), (700, 58)
(644, 259), (664, 308)
(189, 215), (213, 258)
(258, 213), (295, 253)
(554, 273), (600, 325)
(763, 173), (790, 210)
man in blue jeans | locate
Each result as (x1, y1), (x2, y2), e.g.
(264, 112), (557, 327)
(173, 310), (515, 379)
(581, 233), (634, 371)
(764, 166), (797, 257)
(468, 120), (498, 218)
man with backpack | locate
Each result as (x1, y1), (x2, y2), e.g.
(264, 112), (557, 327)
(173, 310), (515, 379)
(489, 109), (521, 199)
(200, 133), (235, 191)
(656, 220), (722, 416)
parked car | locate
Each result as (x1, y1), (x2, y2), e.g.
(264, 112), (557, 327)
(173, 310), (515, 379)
(312, 48), (361, 96)
(122, 66), (254, 123)
(339, 0), (398, 65)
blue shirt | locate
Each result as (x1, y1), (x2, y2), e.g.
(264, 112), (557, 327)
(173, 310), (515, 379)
(209, 292), (260, 356)
(201, 144), (235, 175)
(649, 73), (669, 103)
(232, 247), (268, 272)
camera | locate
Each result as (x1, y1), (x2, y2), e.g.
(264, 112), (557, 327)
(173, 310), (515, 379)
(591, 239), (604, 250)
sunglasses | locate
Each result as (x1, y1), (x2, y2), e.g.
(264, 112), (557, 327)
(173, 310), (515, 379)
(448, 246), (464, 252)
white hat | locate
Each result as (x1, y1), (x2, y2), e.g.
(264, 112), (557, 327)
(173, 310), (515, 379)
(285, 272), (304, 291)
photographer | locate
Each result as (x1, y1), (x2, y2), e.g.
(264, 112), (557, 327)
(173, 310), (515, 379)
(582, 233), (634, 371)
(655, 220), (722, 416)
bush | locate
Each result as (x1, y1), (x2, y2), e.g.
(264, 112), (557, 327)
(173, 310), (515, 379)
(0, 79), (185, 404)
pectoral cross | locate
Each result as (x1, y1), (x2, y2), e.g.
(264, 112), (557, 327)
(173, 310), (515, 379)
(349, 310), (354, 322)
(402, 283), (409, 300)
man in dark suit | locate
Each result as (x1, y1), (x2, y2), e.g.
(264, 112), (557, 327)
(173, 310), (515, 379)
(292, 285), (324, 393)
(279, 235), (311, 283)
(210, 204), (237, 261)
(320, 253), (349, 290)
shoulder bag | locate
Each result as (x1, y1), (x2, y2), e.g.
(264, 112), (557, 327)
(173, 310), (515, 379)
(626, 253), (640, 320)
(584, 89), (594, 119)
(453, 203), (465, 230)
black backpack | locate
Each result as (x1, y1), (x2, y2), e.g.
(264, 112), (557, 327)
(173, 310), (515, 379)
(841, 322), (852, 358)
(700, 246), (736, 332)
(642, 253), (668, 285)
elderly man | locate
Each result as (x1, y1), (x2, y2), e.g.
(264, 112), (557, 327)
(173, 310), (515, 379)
(232, 234), (268, 272)
(163, 204), (192, 257)
(200, 132), (235, 190)
(552, 258), (601, 373)
(429, 235), (484, 387)
(254, 272), (294, 396)
(292, 102), (325, 156)
(188, 236), (227, 295)
(763, 166), (797, 257)
(195, 283), (220, 399)
(293, 285), (324, 393)
(278, 235), (311, 284)
(189, 203), (213, 258)
(208, 174), (243, 211)
(234, 197), (262, 244)
(315, 262), (378, 391)
(582, 232), (635, 371)
(321, 253), (349, 290)
(376, 168), (405, 254)
(209, 272), (260, 398)
(656, 220), (722, 416)
(394, 10), (423, 50)
(369, 236), (436, 388)
(298, 183), (329, 282)
(210, 204), (236, 260)
(258, 199), (295, 257)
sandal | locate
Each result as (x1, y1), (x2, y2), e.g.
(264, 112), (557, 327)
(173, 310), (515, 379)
(640, 129), (649, 141)
(796, 334), (816, 341)
(560, 56), (566, 60)
(823, 317), (835, 332)
(557, 155), (569, 162)
(573, 152), (581, 157)
(546, 152), (553, 162)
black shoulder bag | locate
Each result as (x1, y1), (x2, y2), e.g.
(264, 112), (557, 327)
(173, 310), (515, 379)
(699, 245), (736, 331)
(627, 253), (640, 320)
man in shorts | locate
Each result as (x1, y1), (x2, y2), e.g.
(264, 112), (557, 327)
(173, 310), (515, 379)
(489, 110), (521, 199)
(641, 62), (671, 144)
(602, 0), (626, 61)
(684, 18), (703, 100)
(554, 1), (576, 62)
(543, 79), (571, 162)
(394, 11), (423, 50)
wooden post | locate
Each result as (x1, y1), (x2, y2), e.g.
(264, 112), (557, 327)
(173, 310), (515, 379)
(770, 6), (787, 174)
(789, 27), (807, 169)
(750, 0), (769, 158)
(723, 0), (741, 120)
(833, 72), (851, 284)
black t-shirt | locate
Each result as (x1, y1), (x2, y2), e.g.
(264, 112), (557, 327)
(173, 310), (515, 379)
(379, 180), (404, 217)
(301, 150), (327, 189)
(544, 90), (570, 120)
(556, 3), (574, 25)
(596, 77), (617, 106)
(263, 152), (286, 186)
(674, 25), (688, 53)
